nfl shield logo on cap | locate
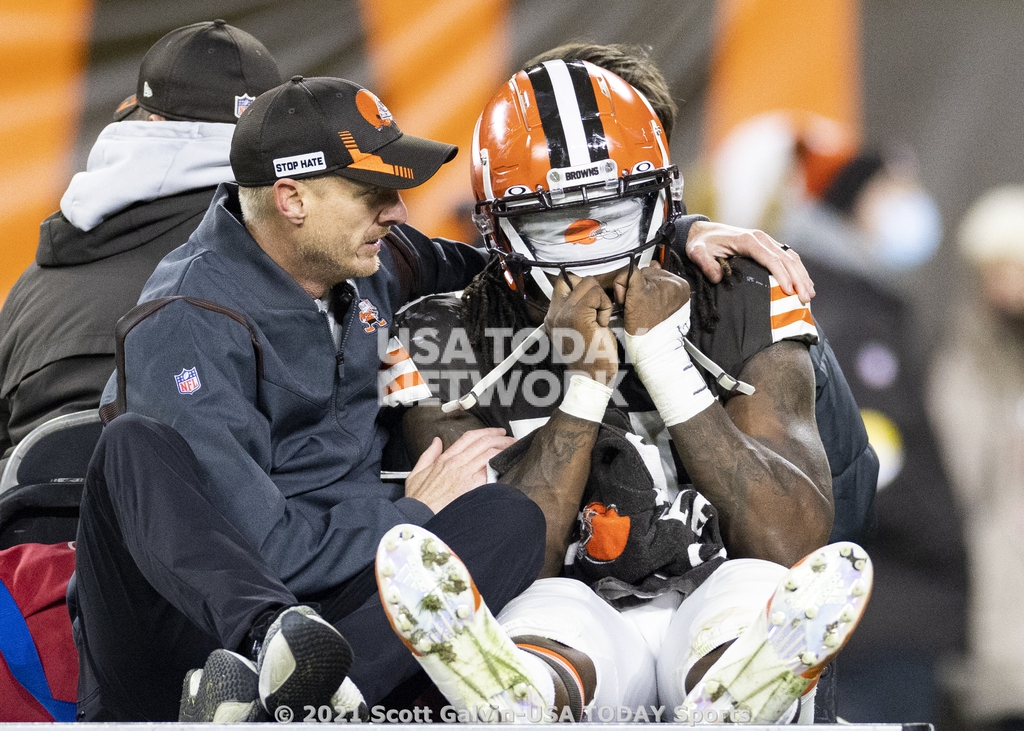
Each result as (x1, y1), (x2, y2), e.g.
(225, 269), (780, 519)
(175, 367), (201, 395)
(235, 94), (255, 118)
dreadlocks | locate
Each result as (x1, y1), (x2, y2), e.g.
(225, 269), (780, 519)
(461, 256), (536, 374)
(461, 243), (739, 373)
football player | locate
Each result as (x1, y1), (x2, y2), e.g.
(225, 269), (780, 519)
(378, 59), (873, 723)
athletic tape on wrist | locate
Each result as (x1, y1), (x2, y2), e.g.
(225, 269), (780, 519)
(624, 302), (715, 426)
(558, 374), (613, 423)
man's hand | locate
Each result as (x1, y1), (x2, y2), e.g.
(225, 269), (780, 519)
(544, 275), (618, 386)
(615, 264), (691, 336)
(685, 220), (815, 303)
(404, 427), (515, 513)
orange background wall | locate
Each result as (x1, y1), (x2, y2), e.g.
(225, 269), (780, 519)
(705, 0), (862, 153)
(0, 0), (92, 301)
(358, 0), (509, 243)
(3, 0), (860, 298)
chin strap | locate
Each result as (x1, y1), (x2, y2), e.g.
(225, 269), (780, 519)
(441, 324), (547, 413)
(681, 338), (756, 396)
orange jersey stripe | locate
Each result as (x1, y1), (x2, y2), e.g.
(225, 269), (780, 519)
(382, 344), (412, 367)
(771, 308), (815, 330)
(386, 371), (426, 395)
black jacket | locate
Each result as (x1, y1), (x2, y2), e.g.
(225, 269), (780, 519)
(0, 187), (217, 455)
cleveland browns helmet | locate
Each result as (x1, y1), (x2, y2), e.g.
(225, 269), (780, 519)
(471, 59), (683, 298)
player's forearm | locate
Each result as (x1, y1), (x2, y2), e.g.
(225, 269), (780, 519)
(668, 407), (833, 567)
(504, 410), (601, 577)
(402, 404), (483, 458)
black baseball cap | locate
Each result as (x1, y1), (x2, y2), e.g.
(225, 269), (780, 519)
(113, 20), (281, 123)
(230, 75), (458, 189)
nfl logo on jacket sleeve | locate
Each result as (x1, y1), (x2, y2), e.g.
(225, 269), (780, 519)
(175, 367), (201, 394)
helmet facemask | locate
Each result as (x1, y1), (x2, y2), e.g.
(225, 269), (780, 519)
(475, 162), (682, 300)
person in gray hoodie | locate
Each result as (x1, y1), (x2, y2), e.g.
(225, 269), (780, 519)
(0, 20), (281, 456)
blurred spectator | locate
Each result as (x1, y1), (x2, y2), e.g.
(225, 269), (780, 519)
(780, 150), (968, 724)
(0, 20), (280, 458)
(928, 186), (1024, 730)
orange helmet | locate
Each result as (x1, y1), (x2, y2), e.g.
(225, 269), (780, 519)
(471, 59), (683, 297)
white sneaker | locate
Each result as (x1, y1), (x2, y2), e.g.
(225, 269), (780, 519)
(376, 524), (554, 723)
(682, 541), (873, 723)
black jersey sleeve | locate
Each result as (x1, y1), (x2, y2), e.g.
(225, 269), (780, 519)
(685, 258), (818, 400)
(383, 225), (488, 307)
(393, 294), (482, 409)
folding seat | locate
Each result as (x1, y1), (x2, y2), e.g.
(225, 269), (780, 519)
(0, 410), (101, 548)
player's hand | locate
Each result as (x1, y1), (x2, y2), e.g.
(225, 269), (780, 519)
(404, 428), (516, 512)
(544, 274), (618, 386)
(615, 263), (691, 336)
(685, 220), (814, 303)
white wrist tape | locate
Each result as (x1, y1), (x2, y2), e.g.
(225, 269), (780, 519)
(558, 374), (614, 423)
(624, 302), (715, 426)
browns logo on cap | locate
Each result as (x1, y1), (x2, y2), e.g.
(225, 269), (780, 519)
(355, 89), (393, 130)
(231, 76), (457, 189)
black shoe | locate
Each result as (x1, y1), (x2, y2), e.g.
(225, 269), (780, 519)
(179, 649), (262, 723)
(256, 606), (353, 720)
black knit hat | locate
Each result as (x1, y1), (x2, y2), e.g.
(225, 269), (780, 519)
(113, 20), (281, 123)
(230, 75), (458, 189)
(821, 152), (886, 215)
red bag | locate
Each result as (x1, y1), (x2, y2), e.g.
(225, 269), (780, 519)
(0, 542), (78, 722)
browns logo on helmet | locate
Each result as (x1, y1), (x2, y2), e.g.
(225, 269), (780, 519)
(470, 59), (683, 298)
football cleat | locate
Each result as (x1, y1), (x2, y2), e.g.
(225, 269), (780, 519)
(682, 541), (874, 722)
(179, 649), (262, 723)
(256, 605), (353, 718)
(375, 524), (554, 722)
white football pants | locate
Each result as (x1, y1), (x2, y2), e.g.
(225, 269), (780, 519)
(495, 559), (790, 718)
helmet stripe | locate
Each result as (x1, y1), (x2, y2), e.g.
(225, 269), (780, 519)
(564, 61), (609, 163)
(542, 60), (592, 166)
(528, 60), (610, 170)
(526, 64), (571, 169)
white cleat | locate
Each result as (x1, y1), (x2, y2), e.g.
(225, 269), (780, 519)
(681, 541), (874, 723)
(375, 524), (553, 722)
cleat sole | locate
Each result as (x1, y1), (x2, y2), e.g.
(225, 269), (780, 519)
(682, 541), (873, 723)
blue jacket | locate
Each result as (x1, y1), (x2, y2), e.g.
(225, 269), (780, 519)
(107, 183), (486, 595)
